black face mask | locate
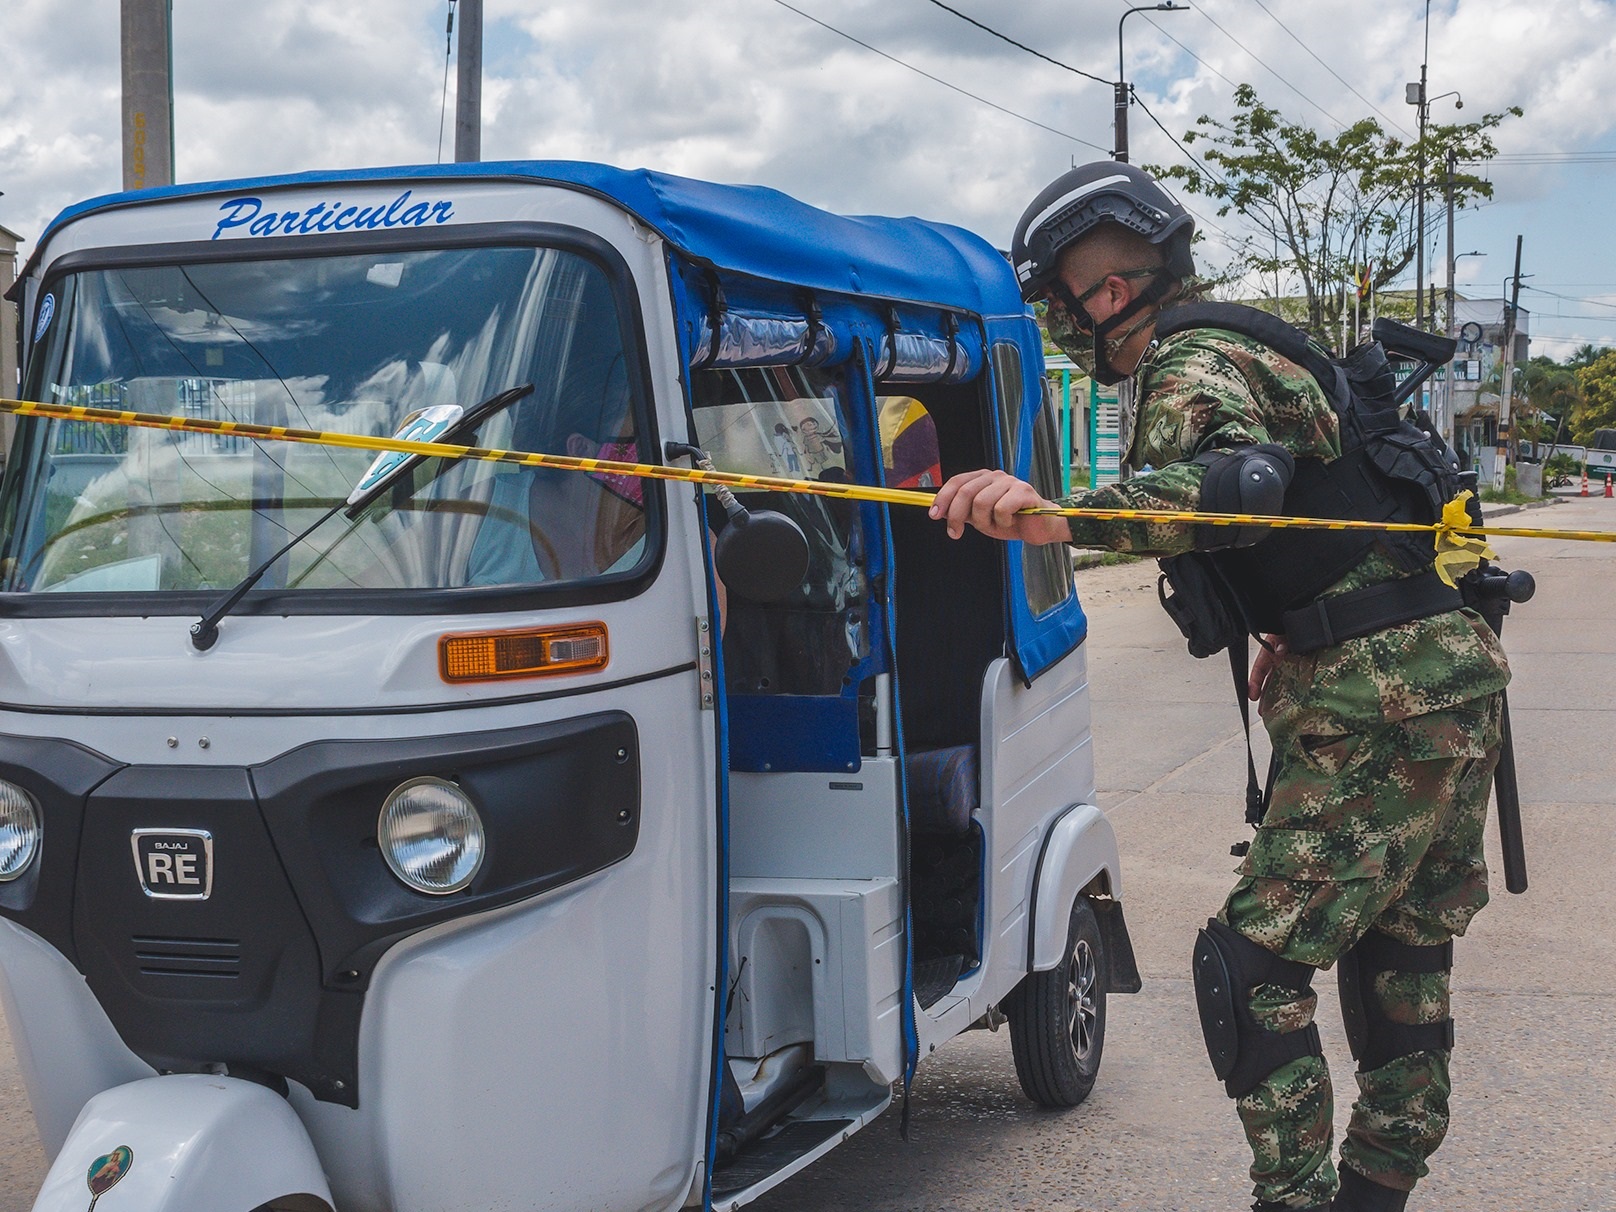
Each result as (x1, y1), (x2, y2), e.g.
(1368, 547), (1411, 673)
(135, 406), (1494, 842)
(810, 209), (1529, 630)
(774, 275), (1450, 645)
(1088, 304), (1164, 386)
(1041, 268), (1168, 386)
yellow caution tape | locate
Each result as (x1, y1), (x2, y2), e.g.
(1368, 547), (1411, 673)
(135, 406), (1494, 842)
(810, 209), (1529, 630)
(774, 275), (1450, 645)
(3, 397), (1613, 571)
(1431, 494), (1497, 588)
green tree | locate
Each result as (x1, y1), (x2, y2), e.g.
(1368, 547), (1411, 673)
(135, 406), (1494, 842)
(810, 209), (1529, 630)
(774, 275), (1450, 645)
(1566, 342), (1611, 370)
(1149, 85), (1521, 346)
(1573, 350), (1616, 442)
(1512, 355), (1582, 455)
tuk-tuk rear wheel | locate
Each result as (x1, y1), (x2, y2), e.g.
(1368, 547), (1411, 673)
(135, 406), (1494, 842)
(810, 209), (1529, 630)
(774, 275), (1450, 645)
(1006, 896), (1106, 1108)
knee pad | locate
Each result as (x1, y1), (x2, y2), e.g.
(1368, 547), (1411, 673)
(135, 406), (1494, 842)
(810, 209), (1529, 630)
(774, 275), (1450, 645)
(1337, 930), (1455, 1072)
(1192, 444), (1295, 549)
(1192, 918), (1322, 1098)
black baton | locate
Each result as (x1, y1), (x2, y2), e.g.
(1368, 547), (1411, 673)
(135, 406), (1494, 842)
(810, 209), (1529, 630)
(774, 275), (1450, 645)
(1470, 566), (1534, 895)
(1493, 695), (1528, 894)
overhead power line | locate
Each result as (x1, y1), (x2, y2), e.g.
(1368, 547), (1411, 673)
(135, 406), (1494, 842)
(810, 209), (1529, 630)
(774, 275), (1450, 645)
(1139, 12), (1239, 91)
(923, 0), (1110, 87)
(1524, 284), (1616, 312)
(921, 0), (1220, 192)
(769, 0), (1109, 153)
(1482, 151), (1616, 164)
(1184, 2), (1347, 130)
(1131, 93), (1229, 192)
(913, 1), (1241, 245)
(1240, 0), (1410, 137)
(1101, 93), (1245, 255)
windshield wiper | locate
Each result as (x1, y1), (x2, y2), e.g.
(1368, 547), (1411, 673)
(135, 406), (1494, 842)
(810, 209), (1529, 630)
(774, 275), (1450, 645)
(189, 382), (534, 652)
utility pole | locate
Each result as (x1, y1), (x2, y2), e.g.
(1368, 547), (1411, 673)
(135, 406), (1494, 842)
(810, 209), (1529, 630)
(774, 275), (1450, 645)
(1114, 3), (1184, 162)
(1409, 0), (1432, 328)
(121, 0), (175, 190)
(1412, 60), (1428, 328)
(454, 0), (482, 163)
(1495, 235), (1523, 493)
(1443, 150), (1456, 445)
(1406, 3), (1463, 332)
(1112, 82), (1130, 163)
(1112, 1), (1183, 475)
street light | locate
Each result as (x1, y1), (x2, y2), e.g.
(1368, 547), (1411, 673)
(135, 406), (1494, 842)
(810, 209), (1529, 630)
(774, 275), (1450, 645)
(1115, 2), (1187, 163)
(1448, 248), (1483, 310)
(1407, 81), (1463, 329)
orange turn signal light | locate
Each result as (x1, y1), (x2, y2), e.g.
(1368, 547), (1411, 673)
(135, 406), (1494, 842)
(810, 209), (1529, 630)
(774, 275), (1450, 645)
(439, 623), (609, 684)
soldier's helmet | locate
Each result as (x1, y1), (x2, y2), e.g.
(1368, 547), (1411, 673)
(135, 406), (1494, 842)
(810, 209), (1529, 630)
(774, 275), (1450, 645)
(1011, 162), (1196, 302)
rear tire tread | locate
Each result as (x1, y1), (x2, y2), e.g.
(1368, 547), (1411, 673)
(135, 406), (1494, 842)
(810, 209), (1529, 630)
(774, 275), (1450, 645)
(1006, 897), (1106, 1108)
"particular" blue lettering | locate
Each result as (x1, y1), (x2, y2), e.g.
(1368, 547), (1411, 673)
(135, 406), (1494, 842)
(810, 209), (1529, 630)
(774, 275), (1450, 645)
(211, 190), (455, 241)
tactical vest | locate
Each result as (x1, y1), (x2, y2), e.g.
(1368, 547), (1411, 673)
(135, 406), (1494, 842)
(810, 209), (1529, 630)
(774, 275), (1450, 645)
(1152, 302), (1462, 642)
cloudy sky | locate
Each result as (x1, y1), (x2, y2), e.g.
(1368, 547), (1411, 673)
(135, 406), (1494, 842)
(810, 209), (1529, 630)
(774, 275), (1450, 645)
(3, 0), (1615, 357)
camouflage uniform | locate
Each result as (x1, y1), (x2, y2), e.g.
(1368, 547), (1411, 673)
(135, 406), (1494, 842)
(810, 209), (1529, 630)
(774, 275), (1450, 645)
(1058, 329), (1510, 1209)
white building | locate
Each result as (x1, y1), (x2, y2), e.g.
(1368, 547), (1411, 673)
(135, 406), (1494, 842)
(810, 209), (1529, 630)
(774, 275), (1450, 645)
(1445, 297), (1530, 478)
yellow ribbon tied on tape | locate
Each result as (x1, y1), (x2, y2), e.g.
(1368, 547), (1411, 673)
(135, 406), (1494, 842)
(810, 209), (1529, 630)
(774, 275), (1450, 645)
(1432, 491), (1497, 588)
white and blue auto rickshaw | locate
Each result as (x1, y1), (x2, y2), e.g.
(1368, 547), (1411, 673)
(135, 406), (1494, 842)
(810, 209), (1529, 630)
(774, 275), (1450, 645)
(0, 161), (1138, 1211)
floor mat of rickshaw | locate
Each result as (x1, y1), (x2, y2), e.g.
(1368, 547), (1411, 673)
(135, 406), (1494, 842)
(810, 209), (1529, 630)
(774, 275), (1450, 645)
(711, 1118), (854, 1198)
(913, 954), (964, 1009)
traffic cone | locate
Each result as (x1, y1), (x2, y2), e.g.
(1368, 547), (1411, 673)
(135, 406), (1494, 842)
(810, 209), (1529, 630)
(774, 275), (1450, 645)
(1582, 466), (1590, 496)
(1607, 473), (1614, 499)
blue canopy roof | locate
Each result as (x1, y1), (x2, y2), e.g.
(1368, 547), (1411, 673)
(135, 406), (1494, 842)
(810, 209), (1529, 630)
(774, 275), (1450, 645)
(31, 161), (1026, 318)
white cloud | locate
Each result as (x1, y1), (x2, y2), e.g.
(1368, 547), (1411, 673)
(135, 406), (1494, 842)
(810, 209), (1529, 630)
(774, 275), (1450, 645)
(2, 0), (1614, 351)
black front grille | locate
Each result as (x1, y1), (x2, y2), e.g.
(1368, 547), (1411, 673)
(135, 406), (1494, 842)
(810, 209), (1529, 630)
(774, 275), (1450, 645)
(133, 935), (242, 979)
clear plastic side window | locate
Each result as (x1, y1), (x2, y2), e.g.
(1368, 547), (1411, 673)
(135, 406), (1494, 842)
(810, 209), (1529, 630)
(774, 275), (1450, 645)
(991, 341), (1023, 472)
(1021, 371), (1075, 617)
(691, 366), (869, 696)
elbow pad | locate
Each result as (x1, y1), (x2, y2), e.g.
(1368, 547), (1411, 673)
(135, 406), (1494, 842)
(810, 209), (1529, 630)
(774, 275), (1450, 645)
(1193, 444), (1295, 550)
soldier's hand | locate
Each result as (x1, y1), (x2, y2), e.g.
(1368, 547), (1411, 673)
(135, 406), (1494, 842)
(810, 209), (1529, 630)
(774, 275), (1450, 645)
(1248, 633), (1287, 701)
(929, 469), (1070, 545)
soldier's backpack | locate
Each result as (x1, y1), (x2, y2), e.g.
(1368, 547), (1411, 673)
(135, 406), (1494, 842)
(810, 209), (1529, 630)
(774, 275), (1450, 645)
(1147, 303), (1463, 825)
(1151, 302), (1464, 654)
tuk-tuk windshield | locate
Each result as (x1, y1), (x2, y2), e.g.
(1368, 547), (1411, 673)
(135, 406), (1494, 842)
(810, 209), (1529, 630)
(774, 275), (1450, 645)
(1, 244), (649, 598)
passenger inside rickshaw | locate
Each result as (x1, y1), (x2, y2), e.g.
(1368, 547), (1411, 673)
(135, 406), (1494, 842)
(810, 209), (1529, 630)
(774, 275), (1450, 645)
(462, 362), (646, 586)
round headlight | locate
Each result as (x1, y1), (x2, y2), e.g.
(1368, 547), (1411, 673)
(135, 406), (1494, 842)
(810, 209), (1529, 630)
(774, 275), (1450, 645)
(0, 780), (41, 882)
(378, 777), (485, 895)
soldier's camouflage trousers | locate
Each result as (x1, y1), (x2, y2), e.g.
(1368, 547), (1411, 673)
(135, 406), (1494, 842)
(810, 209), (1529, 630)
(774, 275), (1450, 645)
(1219, 693), (1504, 1210)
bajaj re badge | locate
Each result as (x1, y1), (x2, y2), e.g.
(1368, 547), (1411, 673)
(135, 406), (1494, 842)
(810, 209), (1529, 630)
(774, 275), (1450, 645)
(85, 1144), (132, 1210)
(130, 829), (213, 900)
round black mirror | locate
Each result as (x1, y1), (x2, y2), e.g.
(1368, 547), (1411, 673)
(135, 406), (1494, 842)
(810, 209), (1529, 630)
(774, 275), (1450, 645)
(714, 509), (810, 603)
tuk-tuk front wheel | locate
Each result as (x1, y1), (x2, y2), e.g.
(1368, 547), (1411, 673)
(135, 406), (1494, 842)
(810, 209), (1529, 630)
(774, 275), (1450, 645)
(1007, 897), (1106, 1108)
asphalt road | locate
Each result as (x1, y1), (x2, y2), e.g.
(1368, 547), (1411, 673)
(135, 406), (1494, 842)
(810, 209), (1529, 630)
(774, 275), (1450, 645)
(0, 493), (1611, 1210)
